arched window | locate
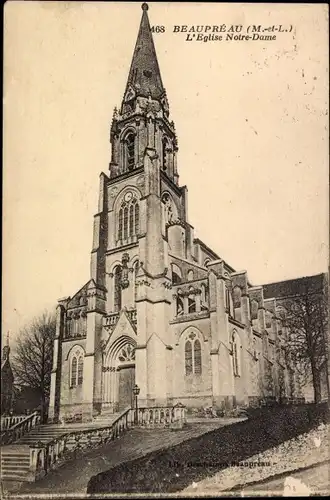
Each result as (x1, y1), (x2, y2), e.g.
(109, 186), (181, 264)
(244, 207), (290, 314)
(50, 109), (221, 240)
(133, 260), (139, 301)
(70, 348), (84, 388)
(265, 311), (272, 328)
(117, 192), (140, 242)
(250, 300), (259, 320)
(185, 341), (193, 375)
(72, 314), (79, 337)
(162, 193), (177, 225)
(201, 284), (209, 310)
(188, 294), (196, 314)
(118, 209), (123, 240)
(225, 287), (230, 312)
(162, 138), (168, 172)
(80, 313), (87, 337)
(233, 286), (241, 308)
(123, 205), (129, 239)
(171, 263), (182, 284)
(70, 357), (77, 387)
(125, 132), (135, 171)
(225, 286), (234, 317)
(114, 265), (122, 312)
(185, 332), (202, 376)
(77, 356), (84, 385)
(194, 340), (202, 375)
(253, 337), (258, 359)
(129, 204), (134, 237)
(232, 332), (241, 377)
(176, 296), (184, 316)
(66, 317), (72, 338)
(187, 270), (194, 281)
(134, 201), (139, 235)
(204, 258), (211, 267)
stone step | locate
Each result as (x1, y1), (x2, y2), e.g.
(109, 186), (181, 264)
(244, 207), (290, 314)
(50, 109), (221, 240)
(1, 474), (30, 481)
(1, 463), (30, 470)
(1, 455), (30, 460)
(1, 449), (30, 459)
(18, 436), (105, 445)
(1, 448), (30, 453)
(1, 447), (31, 482)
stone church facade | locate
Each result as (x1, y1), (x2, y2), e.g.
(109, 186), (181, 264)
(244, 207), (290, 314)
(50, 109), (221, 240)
(49, 4), (295, 422)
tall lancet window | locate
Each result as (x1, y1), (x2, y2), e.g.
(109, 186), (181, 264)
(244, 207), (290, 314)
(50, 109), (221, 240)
(232, 331), (241, 377)
(125, 132), (135, 171)
(133, 260), (139, 301)
(69, 347), (85, 388)
(162, 138), (168, 172)
(184, 331), (202, 376)
(117, 192), (140, 242)
(114, 265), (122, 312)
(162, 193), (177, 229)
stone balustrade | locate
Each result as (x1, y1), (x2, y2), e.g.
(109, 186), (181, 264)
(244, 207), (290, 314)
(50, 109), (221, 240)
(135, 404), (186, 428)
(28, 408), (135, 481)
(126, 309), (137, 324)
(0, 411), (40, 445)
(1, 414), (27, 431)
(103, 312), (120, 328)
(103, 309), (137, 328)
(27, 404), (186, 482)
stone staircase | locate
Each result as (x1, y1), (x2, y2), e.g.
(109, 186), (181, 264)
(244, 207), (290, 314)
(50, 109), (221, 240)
(1, 406), (186, 484)
(1, 445), (31, 482)
(1, 413), (121, 482)
(93, 408), (126, 425)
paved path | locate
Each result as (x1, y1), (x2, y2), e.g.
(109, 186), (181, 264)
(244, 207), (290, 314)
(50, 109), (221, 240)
(4, 421), (233, 496)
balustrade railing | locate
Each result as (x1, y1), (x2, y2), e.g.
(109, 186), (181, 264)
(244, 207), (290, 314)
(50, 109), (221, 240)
(103, 309), (137, 328)
(1, 414), (27, 431)
(28, 408), (135, 481)
(126, 309), (137, 324)
(136, 405), (186, 428)
(13, 404), (186, 482)
(0, 411), (40, 446)
(103, 312), (120, 328)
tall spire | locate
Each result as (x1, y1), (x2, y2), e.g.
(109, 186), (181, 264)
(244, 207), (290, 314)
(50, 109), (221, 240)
(124, 3), (165, 102)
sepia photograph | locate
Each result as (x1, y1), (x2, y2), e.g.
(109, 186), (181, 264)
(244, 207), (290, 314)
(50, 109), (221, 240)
(2, 1), (329, 497)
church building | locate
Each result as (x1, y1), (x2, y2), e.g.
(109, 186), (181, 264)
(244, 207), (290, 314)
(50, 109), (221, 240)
(49, 4), (294, 422)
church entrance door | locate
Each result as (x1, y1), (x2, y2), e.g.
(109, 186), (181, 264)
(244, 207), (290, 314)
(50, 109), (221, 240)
(117, 364), (135, 411)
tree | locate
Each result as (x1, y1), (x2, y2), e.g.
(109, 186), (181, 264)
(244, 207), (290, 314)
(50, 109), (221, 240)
(12, 310), (56, 422)
(279, 278), (329, 404)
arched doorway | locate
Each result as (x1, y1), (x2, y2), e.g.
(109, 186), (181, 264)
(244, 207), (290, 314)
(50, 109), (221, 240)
(102, 336), (136, 413)
(117, 344), (135, 411)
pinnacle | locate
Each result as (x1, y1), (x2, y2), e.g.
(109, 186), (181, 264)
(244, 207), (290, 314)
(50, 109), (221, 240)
(141, 3), (149, 11)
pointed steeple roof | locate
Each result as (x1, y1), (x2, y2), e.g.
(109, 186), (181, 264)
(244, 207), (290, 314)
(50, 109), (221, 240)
(124, 3), (165, 101)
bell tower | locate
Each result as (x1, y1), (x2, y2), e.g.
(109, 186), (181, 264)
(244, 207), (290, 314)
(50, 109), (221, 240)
(109, 3), (179, 185)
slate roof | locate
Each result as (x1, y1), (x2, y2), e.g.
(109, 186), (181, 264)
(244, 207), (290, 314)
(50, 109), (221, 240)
(263, 273), (326, 300)
(124, 3), (165, 100)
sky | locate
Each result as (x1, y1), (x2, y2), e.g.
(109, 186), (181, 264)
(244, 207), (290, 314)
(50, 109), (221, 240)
(3, 2), (329, 344)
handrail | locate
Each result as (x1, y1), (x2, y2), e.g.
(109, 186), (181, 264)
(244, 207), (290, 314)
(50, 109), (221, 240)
(0, 411), (40, 446)
(27, 404), (186, 482)
(28, 408), (134, 481)
(1, 414), (26, 431)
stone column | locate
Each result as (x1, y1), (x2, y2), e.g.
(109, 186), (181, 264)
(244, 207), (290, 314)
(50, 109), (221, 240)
(195, 292), (201, 313)
(48, 302), (66, 423)
(208, 262), (235, 409)
(83, 281), (106, 421)
(135, 147), (172, 407)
